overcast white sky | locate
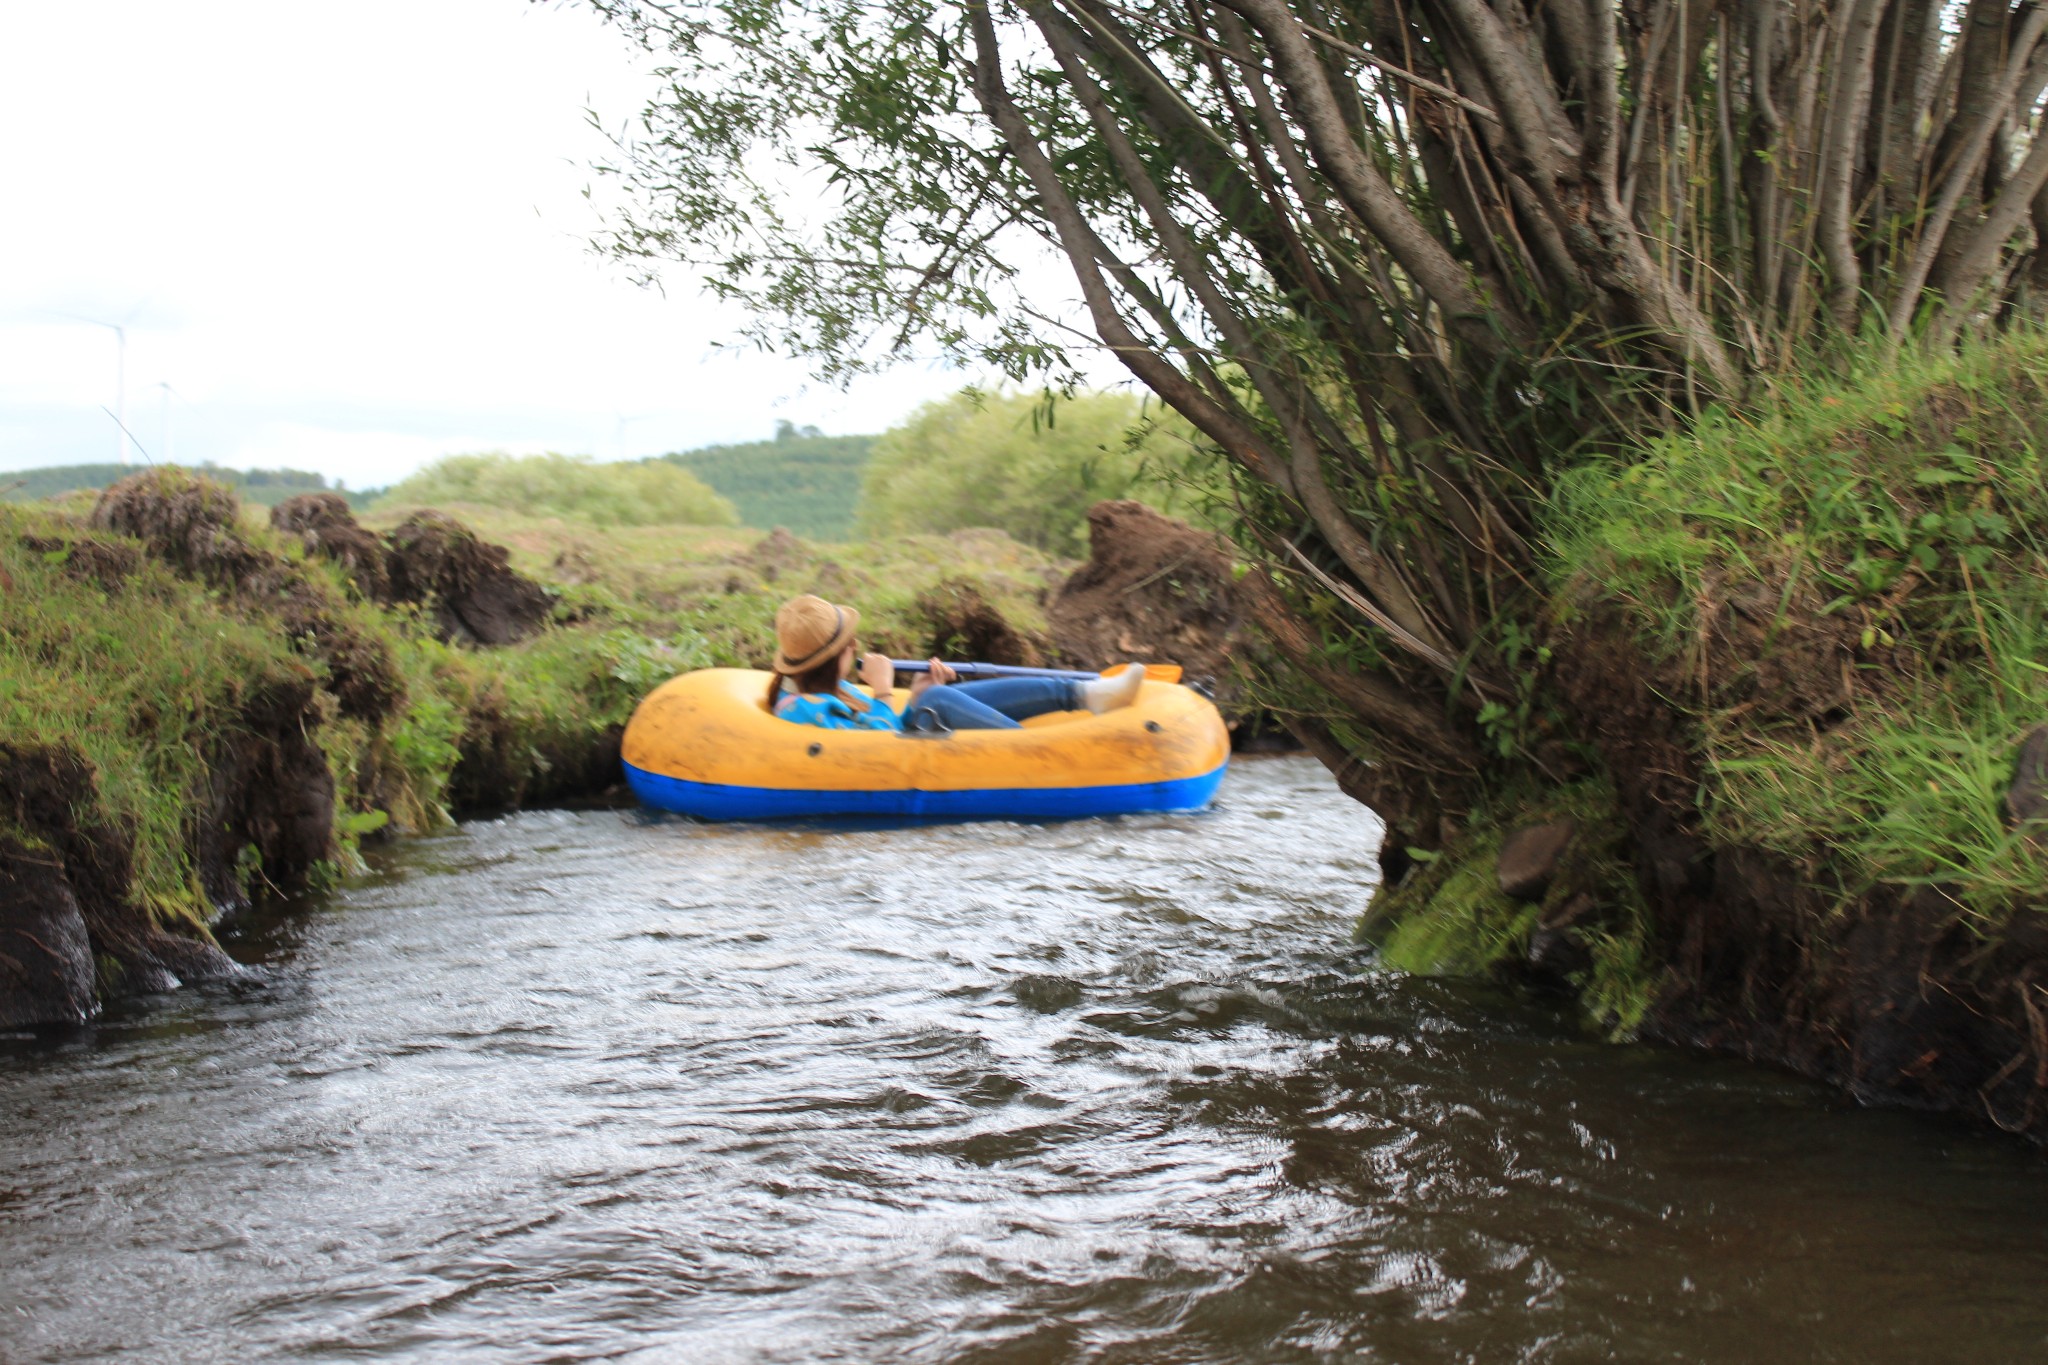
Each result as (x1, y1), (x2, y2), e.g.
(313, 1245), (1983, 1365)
(0, 0), (970, 487)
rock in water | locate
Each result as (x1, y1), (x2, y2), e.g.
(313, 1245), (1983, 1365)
(0, 742), (240, 1027)
(0, 845), (97, 1027)
(1496, 819), (1578, 901)
(385, 511), (551, 646)
(1049, 500), (1241, 704)
(1526, 892), (1596, 983)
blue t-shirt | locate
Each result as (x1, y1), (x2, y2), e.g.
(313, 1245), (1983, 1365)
(774, 688), (903, 732)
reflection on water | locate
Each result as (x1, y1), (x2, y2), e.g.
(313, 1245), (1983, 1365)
(2, 757), (2044, 1363)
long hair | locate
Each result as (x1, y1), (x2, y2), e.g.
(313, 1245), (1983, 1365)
(765, 653), (869, 713)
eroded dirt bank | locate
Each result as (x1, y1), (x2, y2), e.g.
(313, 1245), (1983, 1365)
(1549, 622), (2048, 1140)
(1046, 499), (1298, 748)
(1359, 695), (2048, 1141)
(0, 742), (239, 1027)
(0, 477), (1089, 1025)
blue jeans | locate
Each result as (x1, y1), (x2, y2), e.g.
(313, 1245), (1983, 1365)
(903, 677), (1079, 731)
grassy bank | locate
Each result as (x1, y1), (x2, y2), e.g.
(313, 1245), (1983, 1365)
(1553, 336), (2048, 916)
(360, 500), (1066, 659)
(1, 473), (1067, 1019)
(1369, 333), (2048, 1065)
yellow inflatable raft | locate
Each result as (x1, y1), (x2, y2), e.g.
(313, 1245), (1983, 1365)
(621, 668), (1229, 820)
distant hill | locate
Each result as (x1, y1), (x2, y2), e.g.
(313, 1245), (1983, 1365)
(371, 452), (737, 528)
(0, 462), (370, 508)
(659, 424), (873, 539)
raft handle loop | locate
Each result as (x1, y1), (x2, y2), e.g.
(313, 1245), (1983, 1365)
(807, 742), (823, 757)
(900, 706), (954, 737)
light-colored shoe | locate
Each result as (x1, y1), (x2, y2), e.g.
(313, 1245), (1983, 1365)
(1079, 663), (1146, 714)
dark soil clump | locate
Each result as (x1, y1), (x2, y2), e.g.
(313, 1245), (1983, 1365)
(743, 527), (809, 584)
(386, 512), (552, 645)
(916, 580), (1048, 667)
(192, 676), (337, 913)
(1050, 500), (1243, 704)
(271, 493), (392, 601)
(90, 468), (283, 596)
(88, 470), (404, 723)
(16, 532), (142, 589)
(292, 607), (406, 722)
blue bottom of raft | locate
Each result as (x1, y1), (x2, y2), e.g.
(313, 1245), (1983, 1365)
(623, 759), (1229, 822)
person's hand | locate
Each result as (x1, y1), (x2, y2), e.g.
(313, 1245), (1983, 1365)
(858, 651), (895, 695)
(910, 657), (955, 698)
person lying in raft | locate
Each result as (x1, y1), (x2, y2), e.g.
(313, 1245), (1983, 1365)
(767, 593), (1144, 733)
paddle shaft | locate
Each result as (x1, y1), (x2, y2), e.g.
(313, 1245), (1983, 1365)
(891, 660), (1100, 681)
(890, 661), (1184, 684)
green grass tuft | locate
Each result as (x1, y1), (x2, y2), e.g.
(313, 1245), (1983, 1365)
(1550, 331), (2048, 914)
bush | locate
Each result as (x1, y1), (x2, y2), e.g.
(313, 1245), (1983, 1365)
(856, 389), (1226, 556)
(378, 452), (738, 528)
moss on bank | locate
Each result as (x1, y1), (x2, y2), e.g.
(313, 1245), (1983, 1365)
(1360, 781), (1655, 1038)
(1, 477), (1068, 1021)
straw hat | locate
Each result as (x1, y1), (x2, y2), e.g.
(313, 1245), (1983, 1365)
(772, 594), (860, 675)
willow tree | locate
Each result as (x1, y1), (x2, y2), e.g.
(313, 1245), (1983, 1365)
(583, 1), (2048, 850)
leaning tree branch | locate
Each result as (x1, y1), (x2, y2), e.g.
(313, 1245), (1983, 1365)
(1820, 0), (1888, 331)
(1224, 0), (1523, 353)
(1889, 2), (2048, 336)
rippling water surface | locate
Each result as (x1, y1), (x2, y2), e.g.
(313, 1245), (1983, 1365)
(4, 756), (2046, 1363)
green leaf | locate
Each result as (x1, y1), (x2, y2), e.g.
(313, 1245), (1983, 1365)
(339, 809), (391, 838)
(1913, 467), (1973, 486)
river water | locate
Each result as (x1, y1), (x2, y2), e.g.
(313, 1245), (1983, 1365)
(2, 756), (2044, 1363)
